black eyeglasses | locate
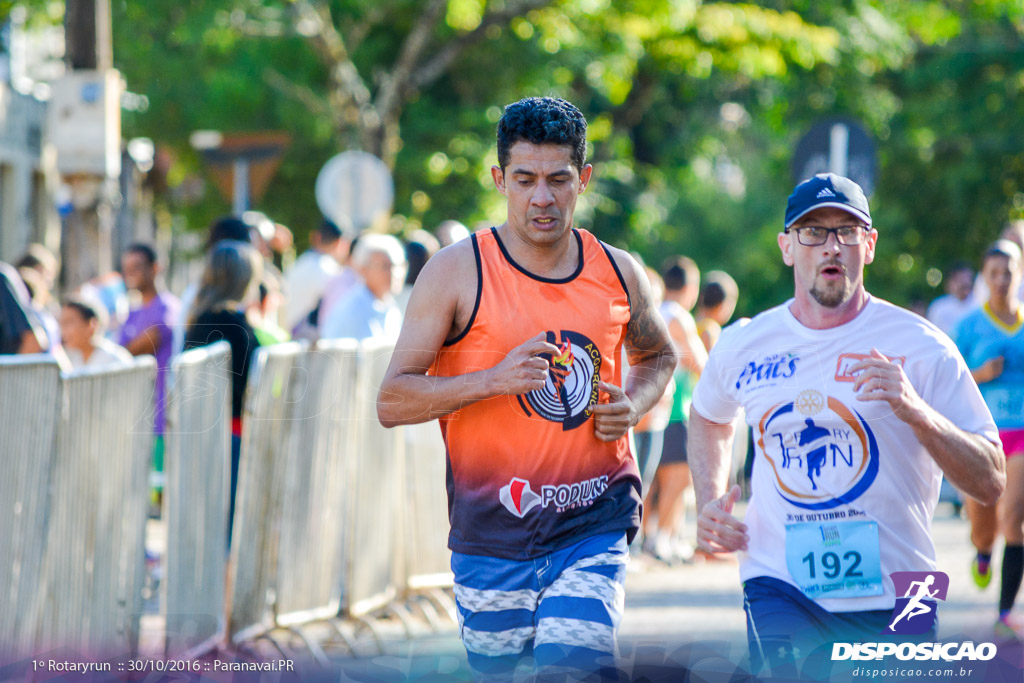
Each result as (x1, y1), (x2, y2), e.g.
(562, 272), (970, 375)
(785, 225), (870, 246)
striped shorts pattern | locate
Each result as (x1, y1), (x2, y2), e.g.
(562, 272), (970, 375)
(452, 532), (628, 681)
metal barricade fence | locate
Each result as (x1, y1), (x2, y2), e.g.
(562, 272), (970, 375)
(0, 340), (459, 659)
(227, 343), (305, 643)
(32, 358), (156, 656)
(0, 355), (61, 658)
(402, 419), (453, 590)
(274, 339), (359, 626)
(163, 341), (232, 657)
(344, 339), (406, 617)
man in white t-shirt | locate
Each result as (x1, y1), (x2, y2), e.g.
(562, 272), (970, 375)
(689, 173), (1005, 678)
(283, 218), (351, 334)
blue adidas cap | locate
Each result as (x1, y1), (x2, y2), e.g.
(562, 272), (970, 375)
(785, 173), (871, 228)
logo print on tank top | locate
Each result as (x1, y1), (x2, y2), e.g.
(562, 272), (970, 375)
(517, 330), (601, 430)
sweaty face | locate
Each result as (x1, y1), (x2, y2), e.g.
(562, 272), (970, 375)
(492, 141), (592, 248)
(780, 207), (877, 310)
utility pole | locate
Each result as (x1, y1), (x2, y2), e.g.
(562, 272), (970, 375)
(55, 0), (120, 291)
(65, 0), (112, 70)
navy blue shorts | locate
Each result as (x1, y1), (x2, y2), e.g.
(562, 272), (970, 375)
(659, 421), (688, 465)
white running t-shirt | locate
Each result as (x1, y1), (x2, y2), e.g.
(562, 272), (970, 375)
(692, 296), (998, 612)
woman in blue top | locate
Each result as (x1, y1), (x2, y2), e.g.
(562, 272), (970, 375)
(955, 239), (1024, 638)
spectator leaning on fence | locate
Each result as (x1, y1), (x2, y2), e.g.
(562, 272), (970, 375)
(183, 240), (263, 545)
(119, 242), (181, 507)
(377, 96), (676, 680)
(60, 296), (132, 369)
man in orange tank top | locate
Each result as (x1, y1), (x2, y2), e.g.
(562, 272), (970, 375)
(378, 97), (676, 681)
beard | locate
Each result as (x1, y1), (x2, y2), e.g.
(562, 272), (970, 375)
(810, 277), (852, 308)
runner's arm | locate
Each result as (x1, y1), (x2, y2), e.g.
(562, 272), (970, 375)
(969, 356), (1003, 384)
(851, 350), (1005, 505)
(377, 244), (560, 427)
(590, 249), (677, 440)
(900, 411), (1003, 505)
(689, 406), (749, 552)
(124, 324), (163, 357)
(689, 407), (734, 511)
(617, 250), (677, 418)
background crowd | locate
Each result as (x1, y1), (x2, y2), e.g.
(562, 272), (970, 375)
(0, 206), (1021, 630)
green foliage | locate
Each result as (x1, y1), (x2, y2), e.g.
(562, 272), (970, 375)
(94, 0), (1024, 317)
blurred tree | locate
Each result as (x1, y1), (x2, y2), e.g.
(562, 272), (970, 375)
(97, 0), (1024, 315)
(874, 7), (1024, 307)
(261, 0), (555, 167)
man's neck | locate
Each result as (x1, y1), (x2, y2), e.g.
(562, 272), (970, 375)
(138, 286), (158, 304)
(664, 290), (688, 309)
(986, 296), (1020, 321)
(76, 342), (94, 363)
(789, 287), (870, 330)
(497, 223), (578, 279)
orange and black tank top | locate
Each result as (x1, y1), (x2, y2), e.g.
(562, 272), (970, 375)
(430, 227), (641, 560)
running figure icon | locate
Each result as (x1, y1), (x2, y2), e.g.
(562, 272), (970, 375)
(798, 418), (830, 490)
(889, 574), (940, 631)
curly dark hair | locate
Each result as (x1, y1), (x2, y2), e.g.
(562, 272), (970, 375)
(497, 97), (587, 171)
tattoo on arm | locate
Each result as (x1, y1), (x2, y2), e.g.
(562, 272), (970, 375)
(625, 274), (672, 364)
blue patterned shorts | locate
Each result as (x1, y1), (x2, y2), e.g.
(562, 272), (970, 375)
(452, 531), (628, 681)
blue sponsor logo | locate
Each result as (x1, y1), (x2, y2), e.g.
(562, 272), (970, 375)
(735, 353), (800, 389)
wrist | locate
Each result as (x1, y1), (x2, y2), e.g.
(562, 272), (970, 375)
(477, 367), (501, 399)
(899, 398), (933, 430)
(627, 403), (640, 429)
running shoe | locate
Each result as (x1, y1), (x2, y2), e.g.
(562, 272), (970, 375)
(972, 556), (992, 589)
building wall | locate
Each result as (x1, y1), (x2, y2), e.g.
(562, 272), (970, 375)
(0, 82), (58, 264)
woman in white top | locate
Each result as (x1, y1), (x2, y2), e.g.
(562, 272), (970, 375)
(60, 297), (133, 369)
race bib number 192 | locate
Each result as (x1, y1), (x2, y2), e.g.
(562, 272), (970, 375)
(785, 520), (883, 599)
